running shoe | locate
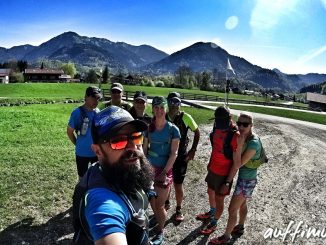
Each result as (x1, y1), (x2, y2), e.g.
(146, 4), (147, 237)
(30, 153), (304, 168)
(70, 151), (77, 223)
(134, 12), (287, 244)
(174, 210), (184, 222)
(231, 224), (244, 236)
(208, 235), (231, 244)
(200, 221), (217, 235)
(151, 231), (164, 245)
(196, 211), (213, 220)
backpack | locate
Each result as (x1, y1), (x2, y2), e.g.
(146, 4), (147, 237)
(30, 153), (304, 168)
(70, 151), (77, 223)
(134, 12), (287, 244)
(244, 135), (268, 169)
(166, 111), (189, 154)
(72, 163), (150, 245)
(210, 124), (238, 160)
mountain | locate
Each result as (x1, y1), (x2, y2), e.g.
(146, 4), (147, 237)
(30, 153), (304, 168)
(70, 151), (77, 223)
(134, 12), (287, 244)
(143, 42), (295, 90)
(0, 45), (35, 61)
(1, 32), (326, 92)
(0, 31), (168, 70)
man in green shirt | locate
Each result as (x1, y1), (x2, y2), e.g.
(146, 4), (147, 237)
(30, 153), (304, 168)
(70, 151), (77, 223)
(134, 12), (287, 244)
(166, 92), (200, 222)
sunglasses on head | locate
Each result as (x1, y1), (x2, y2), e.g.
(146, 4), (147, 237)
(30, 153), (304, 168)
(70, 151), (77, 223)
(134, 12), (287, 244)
(236, 121), (251, 127)
(102, 132), (143, 150)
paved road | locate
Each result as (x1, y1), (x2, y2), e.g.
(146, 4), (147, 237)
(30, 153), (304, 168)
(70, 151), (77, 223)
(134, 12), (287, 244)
(183, 99), (326, 131)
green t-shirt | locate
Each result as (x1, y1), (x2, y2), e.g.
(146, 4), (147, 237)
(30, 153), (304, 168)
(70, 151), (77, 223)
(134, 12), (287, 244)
(238, 135), (261, 179)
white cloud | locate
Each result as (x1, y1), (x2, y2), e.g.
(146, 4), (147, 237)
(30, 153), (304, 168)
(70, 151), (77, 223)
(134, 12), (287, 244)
(225, 16), (238, 30)
(250, 0), (300, 33)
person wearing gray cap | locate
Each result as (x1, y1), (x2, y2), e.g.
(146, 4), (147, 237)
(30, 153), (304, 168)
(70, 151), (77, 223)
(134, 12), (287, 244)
(128, 91), (152, 125)
(72, 106), (154, 245)
(104, 82), (131, 111)
(165, 91), (200, 222)
(67, 86), (102, 179)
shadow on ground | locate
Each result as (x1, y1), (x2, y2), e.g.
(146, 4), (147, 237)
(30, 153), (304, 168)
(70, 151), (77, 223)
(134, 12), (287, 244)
(0, 208), (73, 245)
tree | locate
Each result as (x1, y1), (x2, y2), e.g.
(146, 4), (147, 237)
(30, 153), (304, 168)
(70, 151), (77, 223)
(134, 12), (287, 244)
(86, 69), (98, 84)
(61, 62), (77, 77)
(17, 60), (28, 72)
(174, 65), (194, 88)
(102, 65), (109, 84)
(199, 71), (212, 91)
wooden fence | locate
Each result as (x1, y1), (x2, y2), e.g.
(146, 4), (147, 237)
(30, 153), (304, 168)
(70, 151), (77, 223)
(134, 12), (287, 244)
(102, 89), (308, 110)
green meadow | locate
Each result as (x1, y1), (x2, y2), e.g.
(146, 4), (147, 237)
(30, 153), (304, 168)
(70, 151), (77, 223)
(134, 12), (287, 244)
(0, 83), (323, 232)
(0, 102), (213, 231)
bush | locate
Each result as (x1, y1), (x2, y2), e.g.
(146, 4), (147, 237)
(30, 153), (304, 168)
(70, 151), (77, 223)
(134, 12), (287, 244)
(9, 72), (24, 83)
(155, 81), (165, 87)
(146, 80), (155, 87)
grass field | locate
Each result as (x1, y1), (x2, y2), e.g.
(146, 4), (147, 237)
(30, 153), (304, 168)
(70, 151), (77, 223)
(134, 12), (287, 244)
(0, 83), (322, 231)
(0, 102), (215, 231)
(0, 83), (307, 107)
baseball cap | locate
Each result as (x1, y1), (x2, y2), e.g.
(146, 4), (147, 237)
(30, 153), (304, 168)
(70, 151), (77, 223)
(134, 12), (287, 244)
(91, 106), (147, 144)
(110, 82), (124, 92)
(167, 92), (181, 102)
(152, 96), (167, 107)
(86, 86), (102, 98)
(134, 91), (147, 102)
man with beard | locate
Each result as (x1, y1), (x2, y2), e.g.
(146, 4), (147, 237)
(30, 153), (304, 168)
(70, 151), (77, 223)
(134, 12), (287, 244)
(72, 106), (154, 245)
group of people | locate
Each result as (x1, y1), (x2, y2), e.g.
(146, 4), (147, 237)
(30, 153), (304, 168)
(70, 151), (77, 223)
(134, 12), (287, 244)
(67, 83), (263, 245)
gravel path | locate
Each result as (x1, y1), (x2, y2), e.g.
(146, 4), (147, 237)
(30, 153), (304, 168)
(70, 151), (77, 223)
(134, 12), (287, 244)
(161, 118), (326, 245)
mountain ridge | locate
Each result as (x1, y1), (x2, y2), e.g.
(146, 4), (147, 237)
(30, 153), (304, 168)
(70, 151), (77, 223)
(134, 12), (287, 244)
(1, 32), (326, 92)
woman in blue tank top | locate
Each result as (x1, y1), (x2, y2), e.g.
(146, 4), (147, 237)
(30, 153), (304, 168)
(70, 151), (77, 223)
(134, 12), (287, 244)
(143, 96), (180, 245)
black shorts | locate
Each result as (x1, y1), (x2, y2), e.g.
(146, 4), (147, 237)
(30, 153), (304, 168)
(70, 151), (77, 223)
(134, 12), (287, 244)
(172, 154), (188, 184)
(205, 170), (232, 196)
(76, 155), (98, 177)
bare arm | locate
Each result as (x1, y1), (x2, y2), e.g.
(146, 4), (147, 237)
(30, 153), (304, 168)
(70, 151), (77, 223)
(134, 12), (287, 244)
(67, 126), (76, 145)
(185, 128), (200, 162)
(95, 232), (128, 245)
(163, 138), (179, 173)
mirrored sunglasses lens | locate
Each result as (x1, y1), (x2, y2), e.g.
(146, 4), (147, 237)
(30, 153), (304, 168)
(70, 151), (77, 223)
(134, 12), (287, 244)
(131, 132), (144, 145)
(110, 135), (128, 150)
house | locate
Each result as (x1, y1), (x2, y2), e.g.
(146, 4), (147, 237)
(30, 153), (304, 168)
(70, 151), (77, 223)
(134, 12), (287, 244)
(0, 69), (10, 84)
(24, 68), (64, 81)
(59, 74), (72, 82)
(306, 92), (326, 111)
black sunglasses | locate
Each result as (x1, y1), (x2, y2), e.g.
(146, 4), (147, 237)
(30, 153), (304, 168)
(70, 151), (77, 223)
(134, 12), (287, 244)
(111, 90), (121, 94)
(236, 121), (251, 127)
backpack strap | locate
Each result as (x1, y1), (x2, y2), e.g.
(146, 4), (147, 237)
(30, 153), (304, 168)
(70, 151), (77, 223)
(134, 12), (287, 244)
(75, 106), (89, 133)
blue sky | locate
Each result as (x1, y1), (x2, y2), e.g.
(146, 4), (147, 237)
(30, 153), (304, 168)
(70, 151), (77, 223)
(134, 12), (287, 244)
(0, 0), (325, 74)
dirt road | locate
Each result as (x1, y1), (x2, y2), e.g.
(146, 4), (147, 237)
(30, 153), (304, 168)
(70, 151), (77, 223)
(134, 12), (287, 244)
(162, 117), (326, 245)
(1, 114), (325, 244)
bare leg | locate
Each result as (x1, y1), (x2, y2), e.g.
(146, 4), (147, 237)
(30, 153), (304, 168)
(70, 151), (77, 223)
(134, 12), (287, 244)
(208, 187), (216, 208)
(214, 194), (226, 220)
(153, 186), (170, 231)
(223, 195), (246, 235)
(238, 199), (248, 225)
